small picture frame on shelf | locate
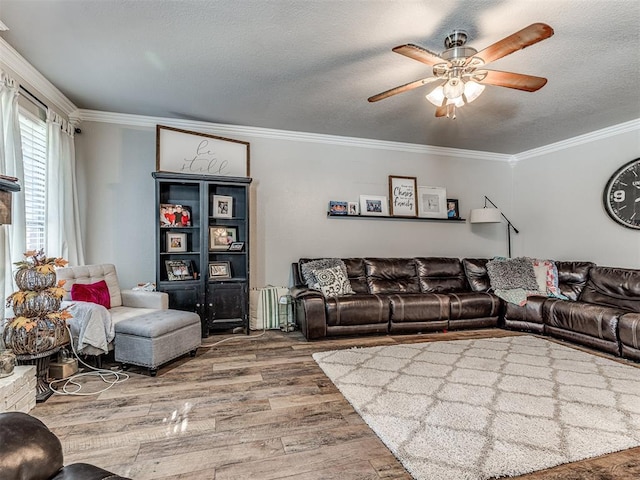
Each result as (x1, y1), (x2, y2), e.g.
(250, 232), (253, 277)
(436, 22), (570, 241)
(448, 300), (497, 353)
(213, 195), (233, 218)
(447, 198), (460, 219)
(228, 241), (245, 252)
(166, 232), (187, 252)
(417, 186), (447, 219)
(209, 226), (238, 250)
(160, 203), (191, 227)
(389, 175), (418, 217)
(348, 202), (359, 215)
(359, 195), (389, 216)
(328, 201), (348, 215)
(209, 261), (231, 279)
(165, 260), (193, 281)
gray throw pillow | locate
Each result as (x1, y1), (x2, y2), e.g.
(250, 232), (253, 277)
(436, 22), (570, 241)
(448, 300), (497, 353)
(486, 257), (539, 291)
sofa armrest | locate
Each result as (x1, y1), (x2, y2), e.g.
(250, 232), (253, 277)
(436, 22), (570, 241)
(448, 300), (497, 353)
(121, 290), (168, 309)
(291, 287), (327, 339)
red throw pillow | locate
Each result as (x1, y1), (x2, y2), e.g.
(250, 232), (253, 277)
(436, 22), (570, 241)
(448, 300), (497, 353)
(70, 280), (111, 309)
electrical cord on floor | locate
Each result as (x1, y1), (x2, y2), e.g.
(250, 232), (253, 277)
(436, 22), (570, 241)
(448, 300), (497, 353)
(48, 325), (129, 396)
(198, 321), (268, 349)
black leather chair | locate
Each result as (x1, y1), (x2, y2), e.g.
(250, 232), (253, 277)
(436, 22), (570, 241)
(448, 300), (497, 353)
(0, 411), (130, 480)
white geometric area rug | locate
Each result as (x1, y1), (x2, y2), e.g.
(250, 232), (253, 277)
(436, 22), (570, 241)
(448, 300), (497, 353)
(313, 336), (640, 480)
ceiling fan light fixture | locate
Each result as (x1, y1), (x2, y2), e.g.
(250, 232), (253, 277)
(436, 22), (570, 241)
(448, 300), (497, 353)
(425, 85), (445, 106)
(462, 80), (485, 104)
(443, 77), (464, 99)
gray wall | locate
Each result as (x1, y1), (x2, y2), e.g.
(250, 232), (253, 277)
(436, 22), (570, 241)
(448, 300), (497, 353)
(75, 120), (515, 289)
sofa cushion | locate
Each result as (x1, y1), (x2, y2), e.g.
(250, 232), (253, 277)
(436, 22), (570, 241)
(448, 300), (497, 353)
(389, 293), (449, 323)
(415, 257), (469, 293)
(579, 266), (640, 313)
(555, 261), (595, 301)
(449, 292), (501, 320)
(342, 258), (369, 294)
(56, 264), (123, 308)
(618, 313), (640, 361)
(365, 258), (419, 294)
(71, 280), (111, 309)
(325, 294), (390, 326)
(543, 299), (622, 342)
(462, 258), (491, 292)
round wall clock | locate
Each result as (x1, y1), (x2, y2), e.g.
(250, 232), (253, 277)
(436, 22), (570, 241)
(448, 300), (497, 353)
(603, 158), (640, 230)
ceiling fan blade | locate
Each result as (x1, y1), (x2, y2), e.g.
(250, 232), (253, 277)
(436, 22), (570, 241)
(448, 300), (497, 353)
(475, 70), (548, 92)
(435, 105), (448, 117)
(393, 44), (447, 66)
(368, 77), (442, 102)
(468, 23), (554, 65)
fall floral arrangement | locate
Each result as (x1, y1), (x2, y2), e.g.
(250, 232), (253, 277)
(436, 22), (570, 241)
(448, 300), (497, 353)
(3, 250), (72, 355)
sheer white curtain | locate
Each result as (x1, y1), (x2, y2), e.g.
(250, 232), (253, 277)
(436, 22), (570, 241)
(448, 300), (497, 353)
(0, 70), (26, 319)
(46, 109), (84, 265)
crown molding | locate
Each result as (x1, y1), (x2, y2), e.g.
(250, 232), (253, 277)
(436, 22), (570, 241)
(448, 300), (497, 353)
(513, 119), (640, 162)
(0, 37), (78, 117)
(77, 109), (512, 162)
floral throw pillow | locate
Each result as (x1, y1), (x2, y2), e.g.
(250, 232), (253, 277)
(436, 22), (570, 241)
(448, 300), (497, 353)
(314, 266), (353, 298)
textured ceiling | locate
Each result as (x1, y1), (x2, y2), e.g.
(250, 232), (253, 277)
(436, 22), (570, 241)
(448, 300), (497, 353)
(0, 0), (639, 154)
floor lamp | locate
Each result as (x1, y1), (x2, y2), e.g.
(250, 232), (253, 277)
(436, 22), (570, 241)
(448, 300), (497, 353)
(469, 196), (519, 258)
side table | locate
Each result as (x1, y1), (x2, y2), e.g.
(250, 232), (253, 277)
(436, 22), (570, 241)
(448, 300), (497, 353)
(16, 347), (61, 403)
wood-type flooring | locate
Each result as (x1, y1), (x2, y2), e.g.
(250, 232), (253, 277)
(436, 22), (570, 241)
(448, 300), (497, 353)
(31, 328), (640, 479)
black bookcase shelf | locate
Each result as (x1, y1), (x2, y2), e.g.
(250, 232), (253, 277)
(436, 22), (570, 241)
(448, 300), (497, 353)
(153, 172), (252, 337)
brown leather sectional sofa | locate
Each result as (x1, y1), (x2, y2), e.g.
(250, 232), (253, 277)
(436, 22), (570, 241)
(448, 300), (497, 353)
(291, 257), (640, 362)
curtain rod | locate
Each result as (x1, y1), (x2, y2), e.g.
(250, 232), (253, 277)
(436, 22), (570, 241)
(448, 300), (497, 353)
(19, 85), (48, 110)
(19, 85), (81, 134)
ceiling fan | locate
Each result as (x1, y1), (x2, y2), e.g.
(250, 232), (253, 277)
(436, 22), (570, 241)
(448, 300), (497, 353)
(368, 23), (554, 118)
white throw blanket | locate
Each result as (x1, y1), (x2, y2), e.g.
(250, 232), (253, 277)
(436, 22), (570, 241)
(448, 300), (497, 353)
(62, 301), (114, 354)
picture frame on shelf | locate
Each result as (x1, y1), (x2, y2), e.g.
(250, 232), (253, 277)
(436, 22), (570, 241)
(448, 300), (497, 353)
(447, 198), (460, 219)
(418, 186), (447, 218)
(348, 202), (359, 215)
(212, 195), (233, 218)
(165, 260), (193, 281)
(160, 203), (191, 227)
(228, 241), (245, 252)
(209, 226), (238, 250)
(209, 261), (231, 279)
(166, 232), (187, 253)
(388, 175), (418, 217)
(359, 195), (389, 216)
(328, 201), (348, 215)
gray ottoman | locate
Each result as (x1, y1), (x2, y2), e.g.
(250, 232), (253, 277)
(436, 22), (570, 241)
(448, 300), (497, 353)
(114, 310), (201, 376)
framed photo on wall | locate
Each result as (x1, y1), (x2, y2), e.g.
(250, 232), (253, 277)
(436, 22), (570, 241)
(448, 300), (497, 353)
(160, 203), (191, 227)
(212, 195), (233, 218)
(209, 226), (238, 250)
(165, 232), (187, 252)
(447, 198), (460, 219)
(348, 202), (359, 215)
(359, 195), (389, 216)
(417, 186), (447, 218)
(388, 175), (418, 217)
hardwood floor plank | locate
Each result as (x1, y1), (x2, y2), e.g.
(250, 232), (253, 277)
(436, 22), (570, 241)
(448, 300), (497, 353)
(26, 329), (638, 480)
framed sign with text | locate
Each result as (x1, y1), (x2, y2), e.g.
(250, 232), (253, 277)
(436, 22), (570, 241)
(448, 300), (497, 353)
(389, 175), (418, 217)
(156, 125), (250, 177)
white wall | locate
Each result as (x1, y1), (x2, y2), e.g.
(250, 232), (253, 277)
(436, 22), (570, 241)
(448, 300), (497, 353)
(75, 120), (513, 289)
(513, 128), (640, 268)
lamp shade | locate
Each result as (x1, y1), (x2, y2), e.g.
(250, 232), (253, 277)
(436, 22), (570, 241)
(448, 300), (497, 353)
(469, 207), (502, 223)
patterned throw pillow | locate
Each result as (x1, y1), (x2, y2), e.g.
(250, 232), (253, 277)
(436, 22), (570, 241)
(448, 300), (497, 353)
(314, 266), (353, 297)
(300, 259), (350, 290)
(532, 259), (567, 298)
(486, 257), (539, 291)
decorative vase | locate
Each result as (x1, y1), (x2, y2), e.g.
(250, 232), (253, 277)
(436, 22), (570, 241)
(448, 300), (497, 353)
(14, 268), (57, 291)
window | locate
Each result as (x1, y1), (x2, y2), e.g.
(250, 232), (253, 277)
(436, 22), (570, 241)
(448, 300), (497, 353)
(19, 108), (47, 250)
